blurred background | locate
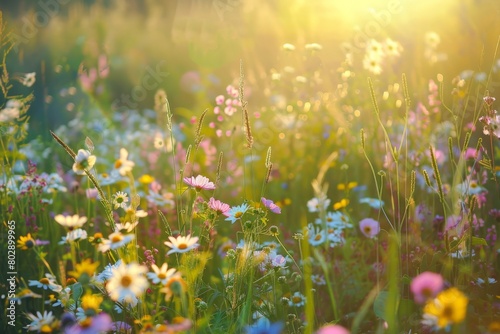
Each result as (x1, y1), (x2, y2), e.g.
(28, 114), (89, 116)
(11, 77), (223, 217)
(2, 0), (500, 142)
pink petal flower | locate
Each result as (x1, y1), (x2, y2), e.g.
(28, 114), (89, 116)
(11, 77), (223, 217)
(410, 271), (444, 304)
(208, 197), (230, 216)
(261, 197), (281, 214)
(183, 175), (216, 191)
(359, 218), (380, 238)
(317, 325), (350, 334)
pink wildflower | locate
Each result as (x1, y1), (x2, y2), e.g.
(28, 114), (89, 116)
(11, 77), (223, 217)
(410, 271), (444, 304)
(261, 197), (281, 214)
(183, 175), (216, 191)
(208, 197), (231, 216)
(359, 218), (380, 238)
(316, 325), (350, 334)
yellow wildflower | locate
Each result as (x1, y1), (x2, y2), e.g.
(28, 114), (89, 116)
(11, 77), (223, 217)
(17, 233), (36, 250)
(423, 287), (468, 329)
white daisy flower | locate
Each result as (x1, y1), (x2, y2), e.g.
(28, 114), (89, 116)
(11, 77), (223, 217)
(94, 260), (122, 284)
(98, 231), (135, 253)
(363, 55), (383, 75)
(295, 76), (308, 83)
(359, 197), (385, 209)
(15, 72), (36, 87)
(456, 179), (486, 196)
(311, 274), (326, 286)
(307, 197), (331, 213)
(112, 191), (129, 209)
(28, 274), (62, 292)
(305, 43), (323, 51)
(425, 31), (441, 48)
(26, 311), (56, 332)
(327, 230), (346, 247)
(164, 234), (200, 255)
(72, 149), (96, 175)
(307, 224), (326, 247)
(65, 228), (88, 243)
(154, 133), (165, 149)
(54, 214), (87, 231)
(114, 148), (135, 176)
(146, 263), (177, 285)
(0, 100), (21, 122)
(115, 221), (139, 233)
(289, 292), (306, 307)
(365, 39), (385, 59)
(384, 38), (403, 57)
(106, 262), (149, 304)
(97, 171), (123, 186)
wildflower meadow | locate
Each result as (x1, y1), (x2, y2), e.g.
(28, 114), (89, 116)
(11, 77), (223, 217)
(1, 1), (500, 333)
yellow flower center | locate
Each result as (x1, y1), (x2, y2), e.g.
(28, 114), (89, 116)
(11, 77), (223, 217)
(314, 234), (322, 241)
(442, 305), (453, 320)
(234, 212), (243, 218)
(40, 325), (53, 333)
(422, 287), (433, 299)
(111, 234), (123, 243)
(39, 278), (50, 285)
(158, 273), (167, 280)
(121, 275), (132, 287)
(143, 323), (154, 330)
(364, 226), (372, 234)
(292, 296), (302, 303)
(178, 243), (188, 250)
(114, 160), (122, 169)
(80, 317), (93, 328)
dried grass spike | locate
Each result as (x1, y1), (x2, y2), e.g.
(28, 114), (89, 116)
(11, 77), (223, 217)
(185, 144), (192, 164)
(410, 170), (416, 195)
(265, 162), (273, 184)
(429, 146), (444, 203)
(50, 130), (76, 159)
(195, 109), (208, 146)
(462, 132), (471, 154)
(215, 151), (224, 185)
(265, 147), (272, 168)
(239, 59), (245, 105)
(422, 169), (432, 188)
(243, 105), (253, 149)
(361, 129), (365, 149)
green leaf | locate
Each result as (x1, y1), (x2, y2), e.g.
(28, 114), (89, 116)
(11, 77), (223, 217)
(471, 236), (488, 246)
(71, 282), (83, 301)
(373, 290), (389, 321)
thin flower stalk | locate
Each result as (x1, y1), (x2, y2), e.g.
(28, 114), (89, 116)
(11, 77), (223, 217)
(50, 131), (116, 230)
